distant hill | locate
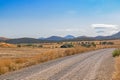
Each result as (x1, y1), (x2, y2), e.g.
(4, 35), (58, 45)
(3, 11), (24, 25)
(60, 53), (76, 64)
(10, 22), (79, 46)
(64, 35), (75, 39)
(94, 31), (120, 40)
(38, 37), (45, 40)
(45, 36), (65, 41)
(0, 37), (9, 41)
(5, 38), (41, 44)
(110, 31), (120, 39)
(1, 31), (120, 44)
(74, 36), (95, 41)
(94, 36), (107, 40)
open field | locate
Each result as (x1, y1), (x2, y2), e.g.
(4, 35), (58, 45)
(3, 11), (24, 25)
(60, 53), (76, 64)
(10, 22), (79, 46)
(0, 39), (120, 75)
(112, 56), (120, 80)
(0, 47), (96, 75)
(1, 0), (120, 79)
(0, 48), (115, 80)
(112, 49), (120, 80)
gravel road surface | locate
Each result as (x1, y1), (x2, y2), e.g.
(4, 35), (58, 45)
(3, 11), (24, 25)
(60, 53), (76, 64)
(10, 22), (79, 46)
(0, 48), (115, 80)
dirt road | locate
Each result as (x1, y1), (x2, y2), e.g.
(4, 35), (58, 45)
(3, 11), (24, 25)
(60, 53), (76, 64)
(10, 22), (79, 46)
(0, 49), (115, 80)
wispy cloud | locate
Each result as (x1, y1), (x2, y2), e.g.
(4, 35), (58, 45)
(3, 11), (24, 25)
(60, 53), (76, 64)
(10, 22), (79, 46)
(96, 31), (105, 33)
(91, 24), (120, 36)
(91, 24), (118, 29)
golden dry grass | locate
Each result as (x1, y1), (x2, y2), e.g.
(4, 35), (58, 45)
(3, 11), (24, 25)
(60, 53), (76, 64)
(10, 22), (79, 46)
(0, 40), (120, 75)
(112, 56), (120, 80)
(0, 58), (29, 74)
(0, 42), (16, 48)
(0, 47), (96, 74)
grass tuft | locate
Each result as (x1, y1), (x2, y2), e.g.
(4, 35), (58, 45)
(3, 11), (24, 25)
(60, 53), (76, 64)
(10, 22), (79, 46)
(112, 49), (120, 57)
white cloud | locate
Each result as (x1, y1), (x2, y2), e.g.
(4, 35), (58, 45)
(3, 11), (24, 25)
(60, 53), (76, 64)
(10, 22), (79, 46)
(91, 24), (120, 36)
(91, 24), (118, 29)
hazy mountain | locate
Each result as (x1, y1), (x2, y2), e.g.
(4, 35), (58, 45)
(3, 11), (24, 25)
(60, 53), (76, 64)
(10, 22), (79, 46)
(2, 31), (120, 44)
(64, 35), (75, 39)
(38, 37), (45, 40)
(94, 36), (106, 40)
(5, 38), (41, 44)
(45, 36), (65, 41)
(110, 31), (120, 39)
(75, 36), (95, 41)
(94, 31), (120, 40)
(77, 36), (89, 38)
(0, 37), (9, 41)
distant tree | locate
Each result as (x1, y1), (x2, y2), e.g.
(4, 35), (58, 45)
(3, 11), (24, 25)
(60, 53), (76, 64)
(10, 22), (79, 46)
(17, 44), (21, 48)
(100, 41), (114, 45)
(107, 42), (114, 45)
(38, 45), (43, 48)
(60, 44), (74, 48)
(91, 42), (96, 47)
(99, 42), (102, 45)
(25, 44), (33, 47)
(101, 42), (107, 45)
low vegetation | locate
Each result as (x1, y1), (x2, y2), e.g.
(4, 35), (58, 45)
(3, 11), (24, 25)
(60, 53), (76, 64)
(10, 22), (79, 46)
(0, 40), (120, 75)
(60, 43), (74, 48)
(112, 49), (120, 80)
(112, 56), (120, 80)
(112, 49), (120, 57)
(100, 41), (114, 45)
(0, 46), (97, 75)
(81, 42), (96, 48)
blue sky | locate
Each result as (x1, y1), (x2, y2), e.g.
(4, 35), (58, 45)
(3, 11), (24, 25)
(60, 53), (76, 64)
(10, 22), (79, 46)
(0, 0), (120, 38)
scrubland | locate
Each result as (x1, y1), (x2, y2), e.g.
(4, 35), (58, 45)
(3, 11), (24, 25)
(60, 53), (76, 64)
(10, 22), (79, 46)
(0, 47), (96, 74)
(0, 40), (120, 75)
(112, 49), (120, 80)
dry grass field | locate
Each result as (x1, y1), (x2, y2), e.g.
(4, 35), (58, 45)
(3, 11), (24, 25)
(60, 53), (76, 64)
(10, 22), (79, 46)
(112, 49), (120, 80)
(0, 47), (96, 74)
(0, 40), (120, 75)
(112, 56), (120, 80)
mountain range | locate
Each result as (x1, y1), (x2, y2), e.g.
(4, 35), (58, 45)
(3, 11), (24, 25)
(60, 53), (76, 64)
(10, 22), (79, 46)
(0, 37), (9, 41)
(0, 32), (120, 44)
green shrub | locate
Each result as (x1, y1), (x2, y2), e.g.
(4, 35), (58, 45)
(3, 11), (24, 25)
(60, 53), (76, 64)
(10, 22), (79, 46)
(81, 43), (91, 48)
(60, 44), (74, 48)
(112, 49), (120, 57)
(38, 45), (43, 48)
(91, 42), (96, 47)
(25, 44), (33, 47)
(17, 44), (21, 47)
(100, 42), (114, 45)
(107, 42), (114, 45)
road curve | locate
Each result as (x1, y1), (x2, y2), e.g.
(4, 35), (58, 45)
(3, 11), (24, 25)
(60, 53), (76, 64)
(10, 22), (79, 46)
(0, 48), (115, 80)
